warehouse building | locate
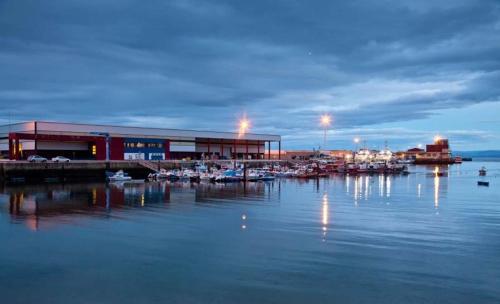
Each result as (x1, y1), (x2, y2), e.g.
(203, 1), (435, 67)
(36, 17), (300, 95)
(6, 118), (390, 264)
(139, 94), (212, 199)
(0, 121), (281, 161)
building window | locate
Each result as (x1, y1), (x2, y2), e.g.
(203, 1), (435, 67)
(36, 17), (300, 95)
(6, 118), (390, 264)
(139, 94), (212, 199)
(125, 142), (163, 149)
(147, 143), (163, 148)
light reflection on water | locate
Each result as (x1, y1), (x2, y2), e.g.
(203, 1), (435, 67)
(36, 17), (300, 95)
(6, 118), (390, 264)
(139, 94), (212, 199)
(0, 162), (500, 304)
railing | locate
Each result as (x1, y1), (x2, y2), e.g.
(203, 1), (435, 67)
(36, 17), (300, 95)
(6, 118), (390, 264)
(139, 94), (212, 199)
(137, 160), (159, 171)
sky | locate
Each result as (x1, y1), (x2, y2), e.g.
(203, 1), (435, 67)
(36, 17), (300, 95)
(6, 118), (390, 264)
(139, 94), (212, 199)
(0, 0), (499, 151)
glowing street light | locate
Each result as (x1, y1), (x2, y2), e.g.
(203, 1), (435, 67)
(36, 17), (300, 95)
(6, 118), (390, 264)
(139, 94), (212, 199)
(320, 114), (332, 149)
(320, 114), (331, 127)
(238, 116), (250, 138)
(354, 137), (360, 151)
(434, 135), (441, 143)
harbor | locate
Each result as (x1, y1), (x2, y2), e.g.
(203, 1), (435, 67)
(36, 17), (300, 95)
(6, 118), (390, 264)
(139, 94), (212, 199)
(0, 121), (470, 184)
(1, 160), (499, 303)
(2, 1), (500, 303)
(2, 120), (496, 304)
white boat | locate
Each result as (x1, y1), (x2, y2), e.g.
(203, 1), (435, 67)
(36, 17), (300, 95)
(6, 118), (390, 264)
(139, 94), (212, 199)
(199, 172), (213, 182)
(108, 170), (132, 182)
(354, 149), (372, 163)
(399, 159), (414, 165)
(357, 163), (369, 173)
(260, 171), (276, 181)
(182, 169), (200, 181)
(148, 168), (177, 180)
(374, 149), (393, 162)
(246, 170), (261, 182)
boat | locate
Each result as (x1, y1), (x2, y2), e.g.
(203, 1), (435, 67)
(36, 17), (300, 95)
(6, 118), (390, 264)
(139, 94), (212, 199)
(180, 169), (200, 182)
(149, 168), (180, 181)
(246, 170), (275, 182)
(107, 170), (132, 182)
(296, 169), (318, 179)
(148, 168), (169, 179)
(260, 171), (276, 181)
(357, 163), (369, 174)
(479, 167), (487, 176)
(199, 172), (213, 182)
(354, 149), (372, 163)
(478, 181), (489, 187)
(454, 156), (463, 164)
(215, 170), (243, 183)
(367, 162), (381, 173)
(346, 163), (358, 174)
(246, 170), (261, 182)
(399, 159), (414, 165)
(374, 149), (393, 162)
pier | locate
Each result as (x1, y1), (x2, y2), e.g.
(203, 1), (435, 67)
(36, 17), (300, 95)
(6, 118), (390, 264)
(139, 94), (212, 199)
(0, 160), (285, 183)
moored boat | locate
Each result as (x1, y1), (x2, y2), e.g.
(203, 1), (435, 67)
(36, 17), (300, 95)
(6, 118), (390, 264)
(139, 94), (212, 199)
(108, 170), (132, 182)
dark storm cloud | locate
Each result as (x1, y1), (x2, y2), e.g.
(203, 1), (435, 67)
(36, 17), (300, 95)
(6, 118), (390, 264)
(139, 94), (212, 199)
(0, 0), (499, 148)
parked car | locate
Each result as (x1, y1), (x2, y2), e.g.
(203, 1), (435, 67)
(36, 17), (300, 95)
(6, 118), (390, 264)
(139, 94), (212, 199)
(27, 155), (48, 163)
(52, 156), (71, 163)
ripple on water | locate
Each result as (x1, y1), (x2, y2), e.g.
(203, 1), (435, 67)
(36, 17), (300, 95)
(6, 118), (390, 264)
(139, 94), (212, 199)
(0, 162), (500, 303)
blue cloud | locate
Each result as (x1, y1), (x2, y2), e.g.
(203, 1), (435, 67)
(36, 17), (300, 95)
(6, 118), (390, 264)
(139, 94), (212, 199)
(0, 0), (499, 150)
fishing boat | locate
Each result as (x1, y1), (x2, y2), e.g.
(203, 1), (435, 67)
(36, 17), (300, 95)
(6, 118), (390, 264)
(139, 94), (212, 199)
(346, 163), (358, 174)
(367, 162), (382, 173)
(357, 163), (369, 174)
(107, 170), (132, 182)
(296, 169), (318, 179)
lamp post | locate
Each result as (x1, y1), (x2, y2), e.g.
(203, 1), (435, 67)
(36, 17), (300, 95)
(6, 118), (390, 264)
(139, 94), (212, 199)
(320, 114), (331, 150)
(237, 115), (251, 160)
(354, 137), (360, 152)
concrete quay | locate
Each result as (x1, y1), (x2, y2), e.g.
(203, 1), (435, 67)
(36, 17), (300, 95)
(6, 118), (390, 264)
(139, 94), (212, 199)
(0, 160), (284, 183)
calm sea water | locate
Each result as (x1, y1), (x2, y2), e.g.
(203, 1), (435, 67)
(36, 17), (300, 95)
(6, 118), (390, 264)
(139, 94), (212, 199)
(1, 162), (499, 304)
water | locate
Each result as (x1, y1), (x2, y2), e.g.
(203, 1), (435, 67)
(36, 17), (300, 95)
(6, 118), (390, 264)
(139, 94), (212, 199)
(1, 162), (499, 304)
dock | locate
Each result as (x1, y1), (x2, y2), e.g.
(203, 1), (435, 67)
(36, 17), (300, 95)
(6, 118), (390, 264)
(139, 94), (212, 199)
(0, 160), (285, 183)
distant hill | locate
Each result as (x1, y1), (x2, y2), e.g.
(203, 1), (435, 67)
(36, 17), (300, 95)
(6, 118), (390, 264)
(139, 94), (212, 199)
(453, 150), (500, 158)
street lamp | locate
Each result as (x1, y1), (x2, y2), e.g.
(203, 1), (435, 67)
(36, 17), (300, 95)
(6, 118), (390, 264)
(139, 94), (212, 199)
(238, 116), (250, 138)
(320, 114), (332, 150)
(354, 137), (360, 151)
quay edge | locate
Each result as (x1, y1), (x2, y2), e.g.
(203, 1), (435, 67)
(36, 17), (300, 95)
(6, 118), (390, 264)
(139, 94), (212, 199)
(0, 160), (286, 183)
